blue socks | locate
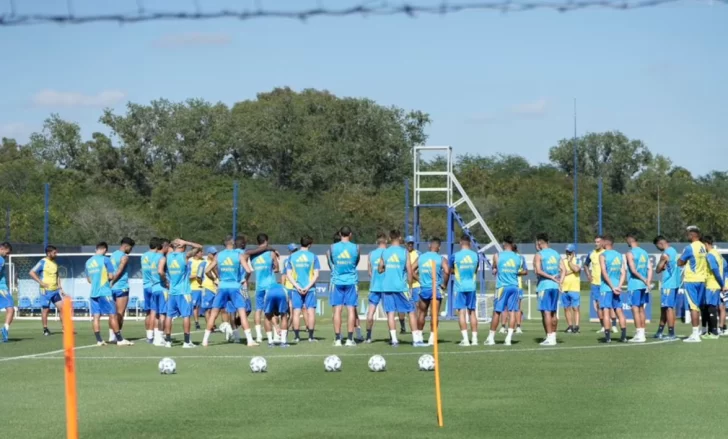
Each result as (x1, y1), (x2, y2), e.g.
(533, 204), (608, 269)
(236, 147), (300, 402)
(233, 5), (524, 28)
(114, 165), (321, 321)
(335, 333), (341, 341)
(294, 330), (300, 339)
(366, 329), (372, 340)
(657, 324), (665, 335)
(668, 327), (675, 336)
(184, 333), (190, 344)
(94, 331), (102, 342)
(347, 332), (353, 341)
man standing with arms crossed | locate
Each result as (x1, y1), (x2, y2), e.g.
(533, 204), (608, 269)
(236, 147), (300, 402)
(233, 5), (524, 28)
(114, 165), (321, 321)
(599, 234), (628, 343)
(533, 233), (561, 346)
(365, 232), (388, 343)
(286, 236), (320, 343)
(678, 226), (708, 343)
(29, 245), (66, 336)
(109, 237), (135, 343)
(625, 234), (652, 343)
(560, 244), (582, 334)
(653, 235), (679, 340)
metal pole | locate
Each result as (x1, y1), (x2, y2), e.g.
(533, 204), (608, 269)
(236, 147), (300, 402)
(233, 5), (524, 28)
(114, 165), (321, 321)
(657, 185), (661, 235)
(4, 206), (9, 241)
(598, 177), (603, 235)
(232, 181), (239, 238)
(404, 178), (410, 240)
(43, 183), (49, 249)
(446, 207), (455, 320)
(573, 99), (578, 245)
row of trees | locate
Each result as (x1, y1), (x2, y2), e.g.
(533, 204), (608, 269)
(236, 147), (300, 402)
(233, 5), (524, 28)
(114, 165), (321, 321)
(1, 87), (726, 245)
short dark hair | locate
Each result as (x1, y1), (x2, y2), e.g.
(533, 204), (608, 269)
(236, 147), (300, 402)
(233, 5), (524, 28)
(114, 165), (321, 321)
(96, 242), (108, 251)
(653, 235), (666, 245)
(536, 233), (549, 243)
(460, 234), (470, 242)
(602, 234), (614, 243)
(389, 229), (401, 241)
(158, 238), (170, 250)
(333, 232), (341, 243)
(502, 235), (515, 245)
(512, 244), (519, 252)
(235, 235), (247, 248)
(45, 245), (57, 253)
(256, 233), (269, 245)
(430, 237), (441, 245)
(121, 237), (135, 247)
(376, 232), (387, 243)
(340, 226), (352, 237)
(0, 241), (12, 252)
(300, 235), (313, 248)
(625, 233), (638, 241)
(149, 237), (159, 249)
(703, 235), (714, 245)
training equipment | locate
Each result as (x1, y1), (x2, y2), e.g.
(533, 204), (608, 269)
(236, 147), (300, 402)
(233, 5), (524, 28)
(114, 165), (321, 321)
(418, 354), (435, 371)
(158, 357), (176, 375)
(368, 355), (386, 372)
(324, 355), (342, 372)
(250, 356), (268, 373)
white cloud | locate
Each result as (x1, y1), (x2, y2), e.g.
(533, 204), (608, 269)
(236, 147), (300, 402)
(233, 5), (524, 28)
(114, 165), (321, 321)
(153, 32), (232, 48)
(32, 89), (127, 108)
(0, 122), (32, 140)
(509, 98), (548, 116)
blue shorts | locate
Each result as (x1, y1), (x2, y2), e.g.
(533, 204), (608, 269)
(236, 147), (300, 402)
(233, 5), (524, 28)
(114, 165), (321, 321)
(410, 288), (421, 305)
(167, 294), (193, 319)
(684, 282), (705, 311)
(590, 285), (601, 303)
(368, 291), (382, 306)
(561, 292), (581, 308)
(630, 289), (647, 307)
(152, 289), (168, 315)
(331, 284), (358, 307)
(383, 292), (414, 313)
(254, 290), (266, 310)
(291, 291), (316, 310)
(518, 289), (524, 300)
(112, 289), (129, 300)
(201, 289), (216, 311)
(143, 287), (153, 312)
(264, 292), (289, 316)
(494, 286), (520, 313)
(40, 290), (62, 309)
(419, 286), (442, 301)
(538, 289), (559, 312)
(213, 288), (249, 312)
(599, 290), (625, 310)
(454, 291), (477, 311)
(0, 290), (14, 309)
(90, 296), (116, 316)
(191, 290), (202, 308)
(660, 288), (677, 308)
(706, 289), (721, 307)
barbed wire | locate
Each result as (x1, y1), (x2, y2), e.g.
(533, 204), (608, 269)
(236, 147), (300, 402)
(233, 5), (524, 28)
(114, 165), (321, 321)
(0, 0), (724, 27)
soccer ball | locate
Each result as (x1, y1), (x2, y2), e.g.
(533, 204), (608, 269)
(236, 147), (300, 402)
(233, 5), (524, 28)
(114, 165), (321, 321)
(324, 355), (342, 372)
(158, 357), (176, 375)
(368, 355), (386, 372)
(250, 356), (267, 373)
(418, 354), (435, 371)
(219, 322), (233, 341)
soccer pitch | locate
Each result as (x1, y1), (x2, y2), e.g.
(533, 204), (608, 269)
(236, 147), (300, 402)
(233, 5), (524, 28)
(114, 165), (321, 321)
(1, 300), (726, 439)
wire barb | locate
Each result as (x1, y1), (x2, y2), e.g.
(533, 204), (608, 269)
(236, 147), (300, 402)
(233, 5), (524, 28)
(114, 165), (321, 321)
(0, 0), (723, 27)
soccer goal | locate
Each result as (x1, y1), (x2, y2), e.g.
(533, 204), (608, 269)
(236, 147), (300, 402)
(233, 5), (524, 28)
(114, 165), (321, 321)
(7, 253), (145, 321)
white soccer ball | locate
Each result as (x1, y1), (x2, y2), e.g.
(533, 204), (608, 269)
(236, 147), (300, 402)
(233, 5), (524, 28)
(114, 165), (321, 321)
(158, 357), (176, 375)
(368, 355), (386, 372)
(250, 356), (267, 373)
(418, 354), (435, 371)
(324, 355), (342, 372)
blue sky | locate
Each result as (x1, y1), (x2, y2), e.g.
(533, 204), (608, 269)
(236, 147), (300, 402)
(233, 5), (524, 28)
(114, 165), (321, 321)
(1, 0), (726, 175)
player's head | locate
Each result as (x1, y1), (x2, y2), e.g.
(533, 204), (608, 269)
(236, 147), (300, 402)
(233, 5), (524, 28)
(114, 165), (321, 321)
(0, 241), (11, 257)
(206, 246), (218, 259)
(149, 237), (159, 250)
(601, 234), (615, 248)
(339, 226), (352, 241)
(159, 238), (171, 254)
(686, 225), (701, 242)
(625, 233), (639, 247)
(501, 235), (515, 251)
(594, 235), (603, 250)
(460, 235), (471, 249)
(429, 237), (441, 252)
(512, 243), (519, 253)
(95, 242), (108, 255)
(535, 233), (549, 250)
(256, 233), (269, 246)
(653, 235), (668, 251)
(376, 232), (387, 247)
(45, 245), (58, 260)
(172, 239), (186, 252)
(405, 235), (416, 252)
(235, 235), (247, 250)
(389, 229), (402, 245)
(300, 235), (313, 249)
(565, 243), (576, 256)
(120, 237), (135, 253)
(223, 235), (234, 248)
(190, 247), (203, 259)
(702, 235), (714, 249)
(332, 230), (342, 243)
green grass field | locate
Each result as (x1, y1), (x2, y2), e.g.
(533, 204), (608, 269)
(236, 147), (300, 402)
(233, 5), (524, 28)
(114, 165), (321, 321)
(1, 299), (726, 439)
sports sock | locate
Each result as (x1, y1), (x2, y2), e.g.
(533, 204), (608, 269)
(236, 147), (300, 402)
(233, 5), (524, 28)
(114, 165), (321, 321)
(507, 328), (514, 338)
(488, 330), (495, 339)
(94, 331), (102, 342)
(471, 331), (478, 342)
(308, 329), (314, 340)
(266, 331), (273, 342)
(146, 329), (153, 340)
(294, 329), (300, 339)
(356, 327), (362, 339)
(611, 318), (617, 327)
(184, 333), (190, 344)
(621, 328), (627, 339)
(389, 330), (398, 343)
(165, 334), (172, 342)
(202, 330), (211, 344)
(244, 329), (253, 341)
(668, 327), (675, 336)
(574, 325), (580, 332)
(233, 329), (240, 342)
(255, 325), (262, 339)
(347, 331), (353, 341)
(399, 318), (406, 331)
(115, 332), (124, 342)
(460, 330), (468, 342)
(366, 329), (372, 340)
(280, 330), (287, 341)
(109, 329), (116, 341)
(708, 306), (718, 334)
(428, 332), (434, 344)
(657, 324), (665, 334)
(605, 330), (611, 342)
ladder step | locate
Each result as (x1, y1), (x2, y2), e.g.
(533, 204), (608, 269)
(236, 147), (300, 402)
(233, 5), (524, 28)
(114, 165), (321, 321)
(416, 171), (449, 176)
(465, 219), (479, 229)
(416, 188), (449, 193)
(451, 198), (466, 208)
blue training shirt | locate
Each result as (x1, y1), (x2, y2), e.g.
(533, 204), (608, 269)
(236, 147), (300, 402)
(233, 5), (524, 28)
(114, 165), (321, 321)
(289, 249), (320, 288)
(381, 245), (408, 293)
(661, 247), (680, 289)
(86, 255), (115, 298)
(141, 250), (158, 289)
(252, 251), (275, 292)
(496, 251), (520, 288)
(419, 251), (444, 291)
(369, 248), (386, 293)
(627, 246), (649, 291)
(166, 252), (188, 296)
(600, 249), (623, 293)
(110, 250), (130, 291)
(331, 241), (359, 286)
(217, 249), (242, 290)
(536, 248), (560, 291)
(450, 248), (479, 293)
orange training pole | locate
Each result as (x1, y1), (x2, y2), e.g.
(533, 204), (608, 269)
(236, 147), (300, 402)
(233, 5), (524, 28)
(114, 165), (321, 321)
(431, 261), (444, 427)
(62, 297), (79, 439)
